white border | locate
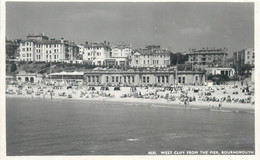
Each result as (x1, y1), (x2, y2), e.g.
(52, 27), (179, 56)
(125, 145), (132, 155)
(1, 0), (259, 160)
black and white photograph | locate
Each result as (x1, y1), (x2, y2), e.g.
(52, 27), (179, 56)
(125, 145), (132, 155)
(2, 0), (259, 158)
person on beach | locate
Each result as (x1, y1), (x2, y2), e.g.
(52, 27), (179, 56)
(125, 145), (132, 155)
(218, 102), (222, 111)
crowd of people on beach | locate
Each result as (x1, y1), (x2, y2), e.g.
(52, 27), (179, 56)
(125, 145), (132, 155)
(6, 79), (255, 110)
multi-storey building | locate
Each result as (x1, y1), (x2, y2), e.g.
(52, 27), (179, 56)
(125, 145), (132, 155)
(18, 34), (79, 62)
(107, 43), (131, 66)
(186, 48), (228, 67)
(233, 48), (255, 74)
(19, 39), (37, 61)
(83, 41), (111, 65)
(129, 45), (171, 68)
(233, 48), (255, 68)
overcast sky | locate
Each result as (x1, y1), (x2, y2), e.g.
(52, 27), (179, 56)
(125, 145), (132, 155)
(6, 2), (254, 55)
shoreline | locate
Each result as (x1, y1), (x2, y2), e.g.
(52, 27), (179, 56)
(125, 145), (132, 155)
(6, 94), (254, 112)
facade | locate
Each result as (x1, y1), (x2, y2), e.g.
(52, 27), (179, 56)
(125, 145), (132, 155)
(77, 44), (85, 55)
(83, 41), (111, 65)
(19, 39), (37, 61)
(18, 34), (79, 62)
(84, 68), (205, 86)
(186, 48), (228, 67)
(205, 67), (235, 77)
(129, 45), (171, 68)
(227, 57), (234, 67)
(109, 43), (131, 66)
(16, 71), (43, 83)
(233, 48), (255, 72)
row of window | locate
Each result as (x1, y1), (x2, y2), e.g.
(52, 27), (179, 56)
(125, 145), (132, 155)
(106, 76), (135, 83)
(22, 48), (32, 52)
(87, 76), (100, 83)
(87, 52), (102, 56)
(134, 54), (169, 58)
(157, 76), (169, 83)
(45, 55), (59, 59)
(22, 53), (32, 57)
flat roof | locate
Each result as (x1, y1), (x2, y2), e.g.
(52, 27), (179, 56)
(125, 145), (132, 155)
(49, 71), (84, 76)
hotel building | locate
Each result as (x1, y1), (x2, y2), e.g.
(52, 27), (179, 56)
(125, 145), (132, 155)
(18, 34), (79, 62)
(233, 48), (255, 70)
(83, 41), (111, 66)
(186, 48), (228, 67)
(107, 43), (131, 66)
(129, 45), (171, 68)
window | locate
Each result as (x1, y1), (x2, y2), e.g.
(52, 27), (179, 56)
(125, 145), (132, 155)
(92, 76), (95, 82)
(96, 76), (99, 83)
(178, 77), (181, 83)
(22, 48), (25, 51)
(136, 60), (138, 64)
(132, 76), (134, 83)
(144, 60), (145, 64)
(27, 48), (29, 52)
(148, 60), (149, 64)
(158, 76), (160, 83)
(143, 77), (146, 83)
(166, 76), (168, 83)
(124, 76), (126, 83)
(54, 49), (56, 53)
(112, 76), (114, 82)
(162, 76), (164, 83)
(182, 77), (185, 84)
(88, 76), (91, 82)
(106, 76), (109, 83)
(147, 76), (150, 83)
(128, 76), (130, 83)
(116, 76), (118, 83)
(195, 76), (198, 82)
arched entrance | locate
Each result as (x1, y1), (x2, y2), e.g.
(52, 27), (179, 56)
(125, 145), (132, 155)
(25, 77), (29, 82)
(18, 77), (21, 81)
(30, 77), (34, 83)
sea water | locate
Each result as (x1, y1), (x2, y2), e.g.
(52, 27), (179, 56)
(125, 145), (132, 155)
(6, 97), (254, 155)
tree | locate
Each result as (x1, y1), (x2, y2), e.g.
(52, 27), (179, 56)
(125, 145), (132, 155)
(170, 52), (188, 66)
(10, 63), (17, 72)
(240, 64), (253, 76)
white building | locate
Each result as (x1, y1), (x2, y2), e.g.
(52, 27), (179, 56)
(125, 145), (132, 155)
(83, 41), (111, 65)
(129, 45), (171, 68)
(108, 43), (131, 66)
(205, 67), (235, 77)
(19, 39), (36, 61)
(18, 34), (79, 62)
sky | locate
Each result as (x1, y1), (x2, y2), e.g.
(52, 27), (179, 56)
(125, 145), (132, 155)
(6, 2), (254, 56)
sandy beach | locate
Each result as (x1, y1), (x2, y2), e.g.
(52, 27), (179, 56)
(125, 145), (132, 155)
(6, 82), (255, 111)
